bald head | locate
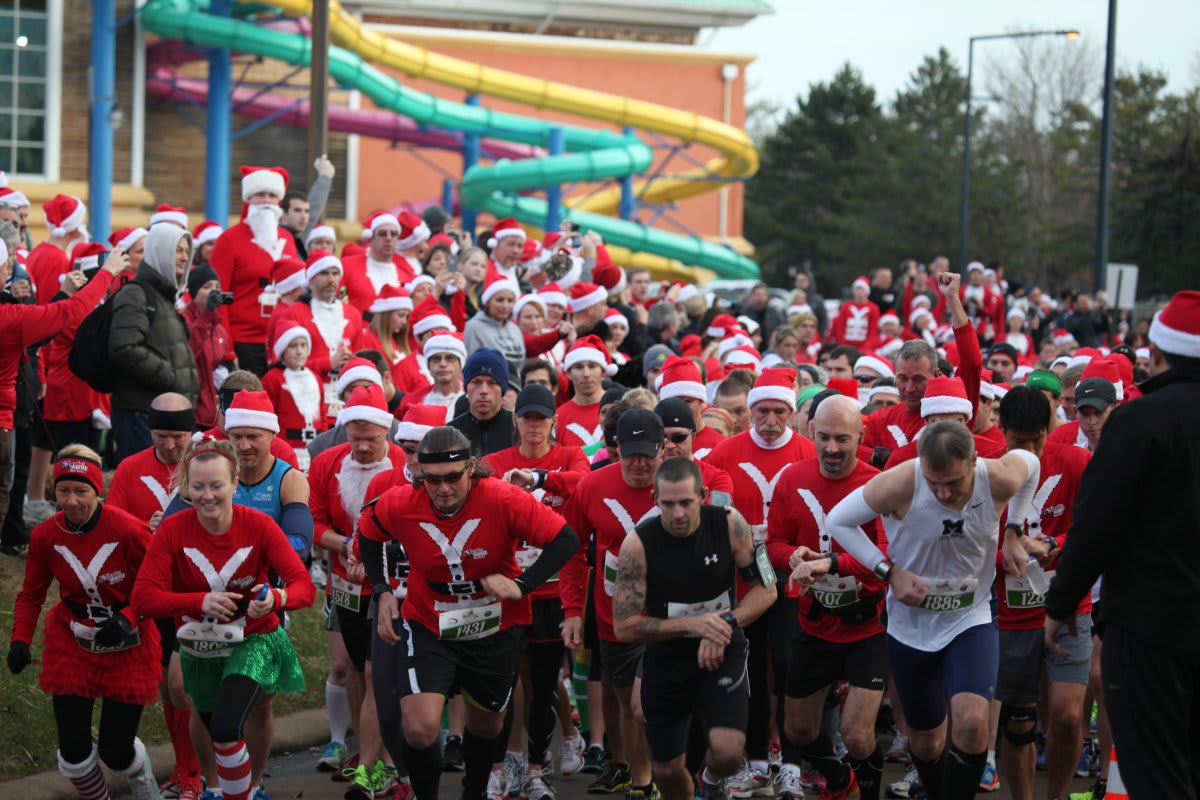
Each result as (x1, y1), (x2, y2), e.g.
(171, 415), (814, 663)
(811, 394), (863, 479)
(151, 392), (192, 412)
(148, 392), (195, 465)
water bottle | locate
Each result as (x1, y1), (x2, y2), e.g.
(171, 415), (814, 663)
(1025, 555), (1050, 596)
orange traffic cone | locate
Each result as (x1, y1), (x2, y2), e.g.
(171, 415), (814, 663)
(1107, 745), (1129, 799)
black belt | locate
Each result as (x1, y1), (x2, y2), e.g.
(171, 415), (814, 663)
(428, 579), (483, 596)
(286, 427), (318, 442)
(64, 599), (128, 623)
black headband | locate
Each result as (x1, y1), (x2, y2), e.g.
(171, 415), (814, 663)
(417, 448), (472, 464)
(148, 407), (196, 432)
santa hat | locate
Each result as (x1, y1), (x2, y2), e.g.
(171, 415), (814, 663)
(878, 337), (903, 359)
(538, 282), (568, 309)
(941, 340), (959, 367)
(337, 384), (394, 429)
(335, 356), (384, 396)
(920, 376), (973, 418)
(488, 217), (526, 248)
(273, 325), (311, 362)
(911, 294), (932, 310)
(657, 355), (706, 403)
(724, 345), (763, 374)
(519, 238), (547, 271)
(1050, 355), (1072, 371)
(395, 404), (448, 443)
(594, 261), (626, 299)
(1149, 290), (1200, 359)
(569, 282), (607, 313)
(271, 257), (308, 295)
(193, 220), (223, 247)
(225, 390), (280, 433)
(424, 331), (467, 364)
(679, 333), (702, 357)
(1081, 357), (1124, 401)
(605, 307), (629, 330)
(149, 203), (188, 228)
(108, 226), (148, 252)
(676, 284), (701, 304)
(306, 224), (336, 246)
(826, 377), (859, 399)
(1007, 307), (1026, 323)
(43, 194), (87, 237)
(342, 242), (365, 258)
(543, 231), (575, 253)
(718, 331), (754, 361)
(564, 334), (617, 376)
(1013, 365), (1033, 381)
(851, 276), (870, 294)
(1067, 347), (1103, 371)
(978, 369), (996, 401)
(786, 304), (813, 318)
(360, 211), (399, 240)
(0, 187), (30, 208)
(736, 315), (761, 335)
(513, 293), (546, 320)
(965, 261), (985, 274)
(909, 307), (933, 328)
(878, 311), (900, 330)
(934, 325), (955, 344)
(370, 284), (413, 314)
(868, 384), (900, 403)
(1135, 347), (1150, 360)
(240, 165), (288, 202)
(707, 314), (738, 339)
(992, 383), (1010, 399)
(747, 367), (797, 407)
(406, 274), (436, 295)
(410, 296), (454, 336)
(428, 232), (459, 255)
(305, 249), (342, 281)
(396, 211), (430, 250)
(67, 243), (107, 274)
(854, 355), (895, 380)
(481, 274), (520, 306)
(1052, 329), (1076, 347)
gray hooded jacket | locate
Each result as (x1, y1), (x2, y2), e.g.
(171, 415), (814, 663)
(108, 223), (200, 410)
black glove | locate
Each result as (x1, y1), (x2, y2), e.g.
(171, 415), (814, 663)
(94, 614), (134, 648)
(870, 447), (892, 469)
(7, 641), (31, 674)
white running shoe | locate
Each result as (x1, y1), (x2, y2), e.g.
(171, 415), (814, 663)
(885, 764), (922, 799)
(524, 771), (556, 800)
(23, 498), (54, 528)
(487, 769), (507, 800)
(886, 732), (910, 763)
(726, 764), (773, 798)
(559, 735), (585, 776)
(773, 764), (804, 800)
(503, 752), (527, 798)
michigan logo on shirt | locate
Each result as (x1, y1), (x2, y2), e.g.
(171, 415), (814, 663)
(939, 519), (965, 540)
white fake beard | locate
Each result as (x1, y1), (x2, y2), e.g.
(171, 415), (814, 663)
(311, 298), (345, 353)
(283, 367), (321, 422)
(337, 453), (393, 522)
(247, 203), (284, 257)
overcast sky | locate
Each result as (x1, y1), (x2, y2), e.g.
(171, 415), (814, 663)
(706, 1), (1200, 116)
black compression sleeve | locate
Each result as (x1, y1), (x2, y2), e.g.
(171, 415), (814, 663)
(517, 524), (579, 593)
(359, 535), (387, 589)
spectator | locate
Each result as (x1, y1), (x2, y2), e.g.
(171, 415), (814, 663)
(869, 266), (896, 312)
(182, 264), (236, 430)
(793, 269), (828, 335)
(464, 276), (525, 369)
(0, 220), (35, 554)
(108, 223), (200, 463)
(1060, 293), (1110, 348)
(646, 302), (681, 352)
(191, 220), (223, 268)
(28, 194), (89, 305)
(737, 282), (786, 343)
(279, 155), (335, 259)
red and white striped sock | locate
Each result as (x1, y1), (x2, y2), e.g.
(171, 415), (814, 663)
(57, 747), (111, 800)
(213, 741), (252, 800)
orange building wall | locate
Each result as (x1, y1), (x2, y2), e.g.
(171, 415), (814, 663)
(355, 35), (747, 241)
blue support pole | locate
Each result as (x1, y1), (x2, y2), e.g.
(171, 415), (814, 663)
(619, 126), (636, 221)
(205, 0), (233, 223)
(88, 0), (115, 244)
(441, 178), (454, 217)
(545, 127), (565, 233)
(461, 94), (480, 241)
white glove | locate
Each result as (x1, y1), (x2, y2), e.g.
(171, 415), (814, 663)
(213, 366), (230, 391)
(91, 408), (112, 430)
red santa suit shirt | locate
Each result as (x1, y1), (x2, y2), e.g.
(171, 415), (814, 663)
(692, 425), (727, 461)
(1046, 420), (1087, 450)
(555, 398), (603, 448)
(41, 298), (105, 422)
(703, 427), (817, 541)
(884, 431), (1007, 469)
(283, 297), (366, 378)
(830, 301), (880, 350)
(209, 221), (299, 344)
(262, 365), (330, 449)
(341, 253), (416, 315)
(106, 445), (181, 524)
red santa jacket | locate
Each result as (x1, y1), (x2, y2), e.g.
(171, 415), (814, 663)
(830, 301), (880, 349)
(209, 222), (298, 344)
(341, 253), (416, 316)
(261, 364), (330, 447)
(106, 445), (180, 524)
(282, 298), (365, 378)
(182, 302), (235, 429)
(42, 295), (105, 422)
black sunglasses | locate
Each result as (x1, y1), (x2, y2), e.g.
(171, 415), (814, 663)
(855, 375), (876, 384)
(418, 467), (470, 486)
(664, 431), (694, 444)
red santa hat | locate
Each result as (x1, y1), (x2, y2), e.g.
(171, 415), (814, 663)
(992, 383), (1010, 399)
(786, 304), (813, 318)
(705, 356), (725, 385)
(514, 293), (546, 320)
(519, 238), (547, 271)
(605, 307), (629, 330)
(1052, 329), (1076, 347)
(271, 257), (308, 295)
(868, 384), (900, 403)
(1067, 347), (1103, 371)
(424, 331), (468, 364)
(370, 284), (413, 314)
(43, 194), (87, 237)
(306, 224), (336, 247)
(725, 345), (763, 374)
(965, 261), (985, 274)
(1081, 357), (1124, 401)
(854, 355), (895, 380)
(734, 316), (760, 336)
(538, 282), (568, 309)
(676, 284), (701, 304)
(1148, 290), (1200, 359)
(240, 165), (288, 202)
(305, 249), (342, 281)
(747, 367), (797, 407)
(108, 226), (148, 252)
(1135, 347), (1150, 360)
(978, 368), (996, 401)
(273, 325), (311, 362)
(920, 376), (973, 418)
(481, 273), (520, 306)
(225, 390), (280, 433)
(543, 231), (575, 252)
(337, 384), (394, 429)
(342, 242), (365, 258)
(396, 210), (430, 250)
(680, 333), (702, 357)
(360, 210), (399, 240)
(826, 377), (859, 399)
(488, 217), (527, 248)
(564, 334), (617, 376)
(406, 274), (437, 295)
(428, 232), (459, 255)
(569, 282), (607, 313)
(908, 307), (933, 328)
(150, 203), (188, 228)
(0, 187), (30, 208)
(335, 356), (384, 396)
(593, 260), (626, 298)
(707, 313), (738, 339)
(395, 404), (448, 443)
(718, 330), (753, 361)
(851, 276), (870, 294)
(878, 311), (900, 330)
(657, 355), (706, 402)
(193, 219), (223, 247)
(410, 296), (454, 336)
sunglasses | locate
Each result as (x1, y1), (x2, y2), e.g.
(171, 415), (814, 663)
(375, 230), (400, 238)
(418, 467), (470, 486)
(855, 374), (876, 384)
(664, 431), (694, 444)
(401, 444), (419, 455)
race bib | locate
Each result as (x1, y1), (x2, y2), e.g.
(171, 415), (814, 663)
(1005, 571), (1054, 609)
(810, 575), (861, 609)
(917, 578), (978, 613)
(603, 551), (620, 597)
(438, 602), (502, 641)
(332, 573), (364, 613)
(177, 618), (244, 659)
(73, 625), (141, 654)
(667, 593), (731, 636)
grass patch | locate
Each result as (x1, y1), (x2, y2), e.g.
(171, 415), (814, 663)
(0, 555), (329, 782)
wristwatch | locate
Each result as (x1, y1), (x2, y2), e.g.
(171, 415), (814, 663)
(827, 551), (841, 577)
(1040, 536), (1060, 554)
(873, 558), (894, 583)
(720, 610), (739, 633)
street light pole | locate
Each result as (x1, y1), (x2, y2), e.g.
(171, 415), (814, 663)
(958, 29), (1079, 268)
(1094, 0), (1118, 292)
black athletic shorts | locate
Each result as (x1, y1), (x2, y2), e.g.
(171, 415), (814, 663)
(397, 620), (523, 714)
(785, 630), (888, 699)
(336, 601), (373, 673)
(529, 597), (564, 644)
(640, 634), (749, 763)
(598, 639), (644, 689)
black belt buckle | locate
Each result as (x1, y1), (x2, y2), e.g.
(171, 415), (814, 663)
(301, 426), (317, 442)
(85, 603), (112, 622)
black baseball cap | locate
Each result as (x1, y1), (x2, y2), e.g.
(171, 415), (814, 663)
(653, 397), (695, 431)
(515, 384), (557, 418)
(987, 343), (1019, 364)
(1075, 378), (1117, 411)
(617, 408), (663, 458)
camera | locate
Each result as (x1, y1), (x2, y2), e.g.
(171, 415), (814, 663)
(206, 290), (234, 311)
(74, 250), (108, 278)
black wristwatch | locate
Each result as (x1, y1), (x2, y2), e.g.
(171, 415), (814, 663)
(720, 610), (739, 633)
(827, 552), (841, 577)
(372, 583), (392, 597)
(873, 558), (894, 583)
(1041, 536), (1059, 554)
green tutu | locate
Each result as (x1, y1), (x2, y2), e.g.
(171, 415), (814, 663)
(180, 626), (306, 712)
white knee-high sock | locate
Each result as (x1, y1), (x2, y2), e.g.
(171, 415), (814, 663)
(326, 680), (350, 744)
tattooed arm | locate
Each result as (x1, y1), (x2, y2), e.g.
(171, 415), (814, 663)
(727, 507), (778, 629)
(612, 533), (715, 643)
